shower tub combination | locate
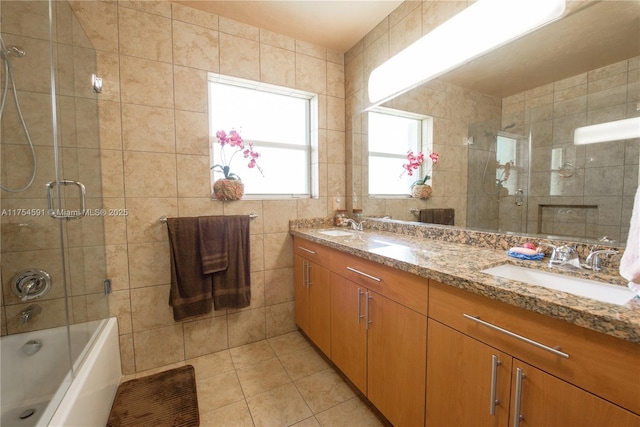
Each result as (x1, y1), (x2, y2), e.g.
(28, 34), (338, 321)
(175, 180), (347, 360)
(1, 317), (121, 426)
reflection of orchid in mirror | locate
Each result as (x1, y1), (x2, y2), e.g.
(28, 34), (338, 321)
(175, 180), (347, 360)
(401, 150), (439, 187)
(210, 129), (263, 180)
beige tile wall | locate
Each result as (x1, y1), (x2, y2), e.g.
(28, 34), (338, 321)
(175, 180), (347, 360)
(68, 1), (345, 374)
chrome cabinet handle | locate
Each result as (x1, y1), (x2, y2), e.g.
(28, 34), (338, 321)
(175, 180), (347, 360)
(307, 263), (312, 286)
(513, 368), (525, 427)
(463, 314), (569, 359)
(298, 246), (316, 255)
(357, 288), (365, 324)
(346, 266), (381, 282)
(489, 355), (501, 415)
(46, 180), (86, 220)
(302, 260), (307, 287)
(365, 291), (373, 330)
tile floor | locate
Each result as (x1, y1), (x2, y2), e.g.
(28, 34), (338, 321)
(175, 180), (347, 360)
(122, 330), (387, 426)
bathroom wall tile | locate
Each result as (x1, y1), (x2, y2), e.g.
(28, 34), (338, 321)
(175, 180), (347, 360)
(1, 0), (51, 40)
(100, 150), (125, 198)
(127, 241), (171, 288)
(260, 29), (295, 51)
(119, 56), (174, 108)
(248, 271), (265, 309)
(95, 51), (122, 102)
(587, 84), (628, 111)
(130, 284), (175, 332)
(363, 16), (388, 49)
(106, 244), (130, 291)
(109, 289), (132, 335)
(176, 110), (209, 156)
(121, 104), (176, 153)
(584, 166), (624, 196)
(589, 59), (629, 82)
(4, 298), (67, 334)
(70, 296), (88, 324)
(69, 1), (119, 52)
(172, 20), (220, 72)
(219, 16), (260, 41)
(0, 35), (50, 95)
(326, 130), (345, 164)
(177, 155), (211, 198)
(264, 267), (294, 305)
(389, 0), (421, 27)
(250, 234), (265, 273)
(327, 96), (345, 131)
(125, 197), (178, 243)
(177, 198), (224, 217)
(223, 200), (264, 234)
(173, 65), (208, 113)
(327, 62), (345, 99)
(265, 301), (297, 338)
(118, 6), (172, 63)
(263, 200), (297, 233)
(119, 333), (135, 375)
(389, 4), (421, 57)
(171, 3), (219, 30)
(123, 151), (177, 198)
(0, 200), (58, 252)
(345, 52), (364, 98)
(260, 44), (295, 87)
(262, 233), (293, 270)
(228, 307), (266, 348)
(118, 1), (172, 18)
(219, 33), (260, 81)
(328, 49), (343, 65)
(296, 198), (328, 219)
(183, 316), (229, 359)
(3, 90), (53, 147)
(1, 249), (65, 305)
(421, 1), (466, 34)
(133, 324), (184, 371)
(296, 53), (327, 95)
(296, 40), (326, 60)
(103, 198), (128, 245)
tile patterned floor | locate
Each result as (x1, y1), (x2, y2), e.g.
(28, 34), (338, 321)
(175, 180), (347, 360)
(122, 330), (386, 426)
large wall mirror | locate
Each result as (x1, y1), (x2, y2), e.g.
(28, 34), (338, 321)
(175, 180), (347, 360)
(350, 0), (639, 245)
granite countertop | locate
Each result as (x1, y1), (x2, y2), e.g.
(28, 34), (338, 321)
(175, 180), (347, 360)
(290, 226), (640, 344)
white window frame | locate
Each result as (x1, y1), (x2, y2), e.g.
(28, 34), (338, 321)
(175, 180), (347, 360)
(208, 73), (317, 199)
(367, 107), (433, 197)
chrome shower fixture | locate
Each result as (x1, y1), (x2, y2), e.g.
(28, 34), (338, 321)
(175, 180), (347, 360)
(1, 45), (26, 59)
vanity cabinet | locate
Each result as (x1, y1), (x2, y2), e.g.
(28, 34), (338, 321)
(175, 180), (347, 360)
(293, 239), (331, 357)
(427, 280), (640, 426)
(330, 251), (428, 427)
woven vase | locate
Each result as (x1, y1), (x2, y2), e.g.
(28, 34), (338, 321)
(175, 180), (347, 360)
(213, 179), (244, 201)
(411, 184), (432, 200)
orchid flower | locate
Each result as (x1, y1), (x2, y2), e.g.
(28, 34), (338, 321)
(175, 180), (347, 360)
(211, 129), (263, 179)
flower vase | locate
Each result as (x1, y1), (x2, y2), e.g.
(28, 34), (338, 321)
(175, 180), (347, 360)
(213, 179), (244, 201)
(411, 184), (432, 200)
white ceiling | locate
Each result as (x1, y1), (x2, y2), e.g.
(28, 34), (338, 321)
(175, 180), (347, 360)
(172, 0), (404, 53)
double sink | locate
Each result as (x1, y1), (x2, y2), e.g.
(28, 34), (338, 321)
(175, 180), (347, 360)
(316, 228), (637, 307)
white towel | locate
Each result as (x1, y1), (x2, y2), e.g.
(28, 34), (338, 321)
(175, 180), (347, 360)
(620, 186), (640, 296)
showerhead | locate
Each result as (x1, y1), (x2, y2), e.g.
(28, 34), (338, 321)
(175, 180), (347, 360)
(1, 45), (26, 59)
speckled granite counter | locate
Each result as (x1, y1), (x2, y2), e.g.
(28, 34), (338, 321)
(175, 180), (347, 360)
(290, 223), (640, 344)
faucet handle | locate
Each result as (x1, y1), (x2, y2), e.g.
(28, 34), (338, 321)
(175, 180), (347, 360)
(584, 249), (619, 271)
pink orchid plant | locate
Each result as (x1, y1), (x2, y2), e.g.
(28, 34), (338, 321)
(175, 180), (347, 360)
(401, 150), (439, 187)
(210, 129), (263, 180)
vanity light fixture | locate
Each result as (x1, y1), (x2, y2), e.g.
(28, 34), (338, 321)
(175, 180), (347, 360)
(573, 117), (640, 145)
(367, 0), (566, 105)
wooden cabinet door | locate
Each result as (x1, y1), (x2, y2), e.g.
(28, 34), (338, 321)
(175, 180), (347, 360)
(368, 290), (427, 427)
(426, 319), (512, 427)
(510, 360), (640, 427)
(330, 272), (367, 393)
(293, 254), (309, 333)
(308, 261), (331, 357)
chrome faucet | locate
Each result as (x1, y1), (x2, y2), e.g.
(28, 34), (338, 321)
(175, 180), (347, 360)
(582, 248), (619, 272)
(343, 218), (366, 231)
(537, 243), (580, 267)
(20, 304), (42, 324)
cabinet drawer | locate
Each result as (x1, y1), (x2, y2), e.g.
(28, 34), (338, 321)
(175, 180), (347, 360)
(429, 280), (640, 415)
(332, 250), (428, 315)
(293, 237), (333, 266)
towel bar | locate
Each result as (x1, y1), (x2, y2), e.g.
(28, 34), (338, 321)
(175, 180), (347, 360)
(159, 213), (258, 224)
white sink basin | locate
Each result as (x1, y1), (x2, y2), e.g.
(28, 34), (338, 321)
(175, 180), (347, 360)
(318, 229), (354, 237)
(481, 264), (637, 306)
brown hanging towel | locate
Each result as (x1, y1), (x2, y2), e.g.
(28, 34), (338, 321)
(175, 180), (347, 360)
(203, 215), (251, 310)
(167, 217), (213, 321)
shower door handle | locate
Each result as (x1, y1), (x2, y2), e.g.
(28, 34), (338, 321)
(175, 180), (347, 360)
(515, 189), (524, 206)
(46, 180), (86, 220)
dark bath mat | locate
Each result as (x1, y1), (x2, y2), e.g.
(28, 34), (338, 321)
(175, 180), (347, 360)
(107, 365), (199, 427)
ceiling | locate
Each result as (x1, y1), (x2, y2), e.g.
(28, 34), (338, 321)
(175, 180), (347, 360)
(171, 0), (404, 52)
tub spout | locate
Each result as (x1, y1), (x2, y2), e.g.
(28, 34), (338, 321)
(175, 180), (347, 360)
(20, 304), (42, 324)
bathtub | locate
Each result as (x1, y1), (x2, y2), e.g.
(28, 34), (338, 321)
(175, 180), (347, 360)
(1, 317), (121, 427)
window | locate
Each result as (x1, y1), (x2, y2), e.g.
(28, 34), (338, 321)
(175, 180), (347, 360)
(368, 109), (433, 196)
(208, 75), (314, 197)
